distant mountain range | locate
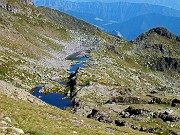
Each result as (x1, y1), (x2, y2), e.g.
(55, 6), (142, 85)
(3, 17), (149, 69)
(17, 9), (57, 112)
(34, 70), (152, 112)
(33, 0), (180, 40)
(106, 14), (180, 40)
(61, 0), (180, 10)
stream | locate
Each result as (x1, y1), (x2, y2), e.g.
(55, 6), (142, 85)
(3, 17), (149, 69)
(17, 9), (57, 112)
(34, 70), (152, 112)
(32, 56), (89, 109)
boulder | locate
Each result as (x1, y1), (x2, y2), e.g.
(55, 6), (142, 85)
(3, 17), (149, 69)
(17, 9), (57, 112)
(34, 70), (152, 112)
(172, 99), (180, 107)
(165, 109), (174, 115)
(159, 113), (179, 122)
(87, 109), (112, 123)
(12, 127), (24, 134)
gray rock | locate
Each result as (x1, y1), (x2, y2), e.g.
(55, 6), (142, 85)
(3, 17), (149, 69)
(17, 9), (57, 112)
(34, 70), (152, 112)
(172, 99), (180, 107)
(0, 120), (8, 126)
(159, 113), (179, 122)
(4, 116), (11, 123)
(12, 127), (24, 134)
(165, 109), (174, 115)
(115, 120), (126, 126)
(123, 112), (130, 118)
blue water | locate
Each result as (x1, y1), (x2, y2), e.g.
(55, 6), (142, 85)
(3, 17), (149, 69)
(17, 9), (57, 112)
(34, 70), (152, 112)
(32, 57), (90, 109)
(59, 81), (67, 85)
(75, 57), (89, 62)
(69, 63), (84, 72)
(69, 57), (90, 72)
(33, 86), (73, 109)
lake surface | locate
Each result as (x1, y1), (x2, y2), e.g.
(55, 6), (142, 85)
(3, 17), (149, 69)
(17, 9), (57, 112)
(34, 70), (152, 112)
(32, 57), (90, 109)
(69, 57), (89, 73)
(32, 86), (73, 109)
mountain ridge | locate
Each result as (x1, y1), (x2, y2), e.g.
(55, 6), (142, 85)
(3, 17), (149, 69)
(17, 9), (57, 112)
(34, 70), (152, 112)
(0, 0), (180, 135)
(49, 0), (180, 10)
(32, 0), (180, 40)
(107, 13), (180, 40)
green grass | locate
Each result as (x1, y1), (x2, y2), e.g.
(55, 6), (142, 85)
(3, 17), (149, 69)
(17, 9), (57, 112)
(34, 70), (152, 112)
(0, 95), (149, 135)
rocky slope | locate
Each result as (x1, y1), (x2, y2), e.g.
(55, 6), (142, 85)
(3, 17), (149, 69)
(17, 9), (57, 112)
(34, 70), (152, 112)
(0, 0), (150, 134)
(72, 27), (180, 134)
(0, 0), (179, 135)
(0, 0), (103, 91)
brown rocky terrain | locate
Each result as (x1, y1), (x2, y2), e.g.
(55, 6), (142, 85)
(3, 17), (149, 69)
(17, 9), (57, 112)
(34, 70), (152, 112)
(71, 27), (180, 134)
(0, 0), (179, 135)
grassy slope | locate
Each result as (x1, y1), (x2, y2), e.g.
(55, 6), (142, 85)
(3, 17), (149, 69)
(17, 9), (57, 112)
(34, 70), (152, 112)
(0, 94), (149, 135)
(0, 5), (70, 89)
(0, 1), (148, 135)
(0, 1), (179, 135)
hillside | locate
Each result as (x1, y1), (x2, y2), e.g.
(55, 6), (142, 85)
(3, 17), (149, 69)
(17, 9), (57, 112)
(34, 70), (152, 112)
(73, 27), (180, 134)
(0, 0), (149, 134)
(0, 0), (180, 135)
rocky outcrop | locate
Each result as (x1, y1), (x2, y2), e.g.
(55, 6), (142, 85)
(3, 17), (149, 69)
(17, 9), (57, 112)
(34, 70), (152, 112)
(115, 119), (159, 133)
(136, 27), (180, 42)
(0, 0), (34, 13)
(122, 107), (149, 117)
(0, 1), (18, 13)
(159, 112), (179, 122)
(106, 96), (148, 104)
(87, 109), (112, 123)
(151, 57), (180, 72)
(0, 80), (45, 106)
(19, 0), (34, 5)
(133, 27), (180, 72)
(149, 96), (171, 105)
(141, 43), (170, 55)
(150, 27), (180, 42)
(172, 99), (180, 107)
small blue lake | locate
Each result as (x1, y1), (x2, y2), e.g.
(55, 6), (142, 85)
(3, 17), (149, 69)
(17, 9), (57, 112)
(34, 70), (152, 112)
(32, 57), (90, 109)
(75, 57), (89, 62)
(68, 57), (89, 73)
(32, 86), (73, 109)
(69, 63), (84, 72)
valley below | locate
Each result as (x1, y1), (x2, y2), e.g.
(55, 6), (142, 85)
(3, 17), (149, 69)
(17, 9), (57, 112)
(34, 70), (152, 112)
(0, 0), (180, 135)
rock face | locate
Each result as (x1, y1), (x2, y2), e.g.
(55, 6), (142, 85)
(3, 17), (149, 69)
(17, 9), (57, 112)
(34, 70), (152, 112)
(135, 27), (180, 42)
(0, 80), (45, 106)
(172, 99), (180, 107)
(149, 27), (180, 41)
(19, 0), (34, 5)
(159, 113), (179, 122)
(133, 27), (180, 72)
(0, 0), (34, 13)
(106, 96), (148, 104)
(87, 109), (112, 123)
(0, 1), (18, 13)
(154, 57), (180, 72)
